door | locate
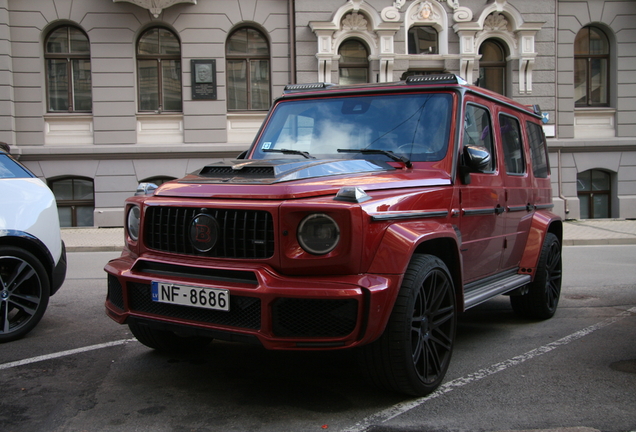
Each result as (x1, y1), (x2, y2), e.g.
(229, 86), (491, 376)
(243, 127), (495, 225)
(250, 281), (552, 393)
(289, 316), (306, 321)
(458, 101), (505, 283)
(497, 111), (533, 270)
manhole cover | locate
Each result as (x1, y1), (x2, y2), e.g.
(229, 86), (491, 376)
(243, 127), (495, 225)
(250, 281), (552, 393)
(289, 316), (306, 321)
(610, 359), (636, 374)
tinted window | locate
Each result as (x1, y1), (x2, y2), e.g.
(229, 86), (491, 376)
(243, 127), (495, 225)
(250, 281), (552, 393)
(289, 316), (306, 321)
(527, 121), (549, 178)
(499, 114), (525, 174)
(254, 93), (453, 163)
(0, 154), (35, 179)
(463, 104), (495, 172)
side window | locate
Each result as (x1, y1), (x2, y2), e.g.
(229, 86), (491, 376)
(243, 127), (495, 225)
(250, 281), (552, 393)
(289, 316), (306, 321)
(499, 114), (525, 175)
(49, 177), (95, 227)
(45, 25), (92, 112)
(463, 104), (495, 173)
(526, 121), (549, 178)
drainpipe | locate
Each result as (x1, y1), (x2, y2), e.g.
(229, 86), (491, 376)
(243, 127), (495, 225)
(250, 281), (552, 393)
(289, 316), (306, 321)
(288, 0), (296, 84)
(558, 149), (569, 216)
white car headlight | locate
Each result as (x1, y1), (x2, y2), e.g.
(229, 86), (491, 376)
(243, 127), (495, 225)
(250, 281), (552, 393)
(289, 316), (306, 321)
(297, 213), (340, 255)
(127, 205), (141, 241)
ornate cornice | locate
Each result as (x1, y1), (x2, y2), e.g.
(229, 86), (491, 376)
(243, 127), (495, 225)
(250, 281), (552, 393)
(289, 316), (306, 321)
(113, 0), (197, 18)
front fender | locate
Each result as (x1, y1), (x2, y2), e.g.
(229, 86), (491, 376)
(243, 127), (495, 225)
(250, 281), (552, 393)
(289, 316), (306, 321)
(367, 220), (460, 275)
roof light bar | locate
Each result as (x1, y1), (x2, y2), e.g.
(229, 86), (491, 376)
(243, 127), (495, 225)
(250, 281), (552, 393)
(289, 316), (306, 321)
(405, 74), (466, 85)
(284, 82), (332, 93)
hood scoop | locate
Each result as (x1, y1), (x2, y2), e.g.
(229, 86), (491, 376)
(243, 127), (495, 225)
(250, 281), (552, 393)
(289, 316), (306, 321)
(199, 165), (275, 178)
(193, 159), (393, 184)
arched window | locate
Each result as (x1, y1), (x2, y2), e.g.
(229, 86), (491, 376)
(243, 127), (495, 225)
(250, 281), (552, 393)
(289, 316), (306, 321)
(44, 25), (92, 112)
(577, 169), (611, 219)
(575, 26), (609, 107)
(49, 177), (95, 227)
(137, 27), (182, 112)
(478, 39), (507, 95)
(338, 40), (368, 85)
(226, 27), (270, 111)
(408, 26), (438, 55)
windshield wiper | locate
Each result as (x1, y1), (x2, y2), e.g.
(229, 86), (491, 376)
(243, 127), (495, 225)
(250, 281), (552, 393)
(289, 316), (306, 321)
(337, 148), (412, 168)
(263, 148), (314, 159)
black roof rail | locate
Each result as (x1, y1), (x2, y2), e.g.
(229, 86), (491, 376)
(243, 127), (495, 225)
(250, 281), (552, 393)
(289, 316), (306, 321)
(405, 73), (467, 85)
(283, 82), (334, 93)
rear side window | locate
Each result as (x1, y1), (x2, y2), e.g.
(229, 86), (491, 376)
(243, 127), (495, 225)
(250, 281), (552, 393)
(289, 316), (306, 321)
(527, 121), (549, 178)
(0, 154), (35, 179)
(499, 114), (525, 175)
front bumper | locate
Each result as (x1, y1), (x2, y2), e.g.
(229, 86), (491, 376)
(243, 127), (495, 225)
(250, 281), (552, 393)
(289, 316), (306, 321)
(105, 253), (400, 350)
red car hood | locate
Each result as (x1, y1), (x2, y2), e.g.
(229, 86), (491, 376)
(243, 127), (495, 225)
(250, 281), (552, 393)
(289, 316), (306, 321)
(154, 159), (451, 200)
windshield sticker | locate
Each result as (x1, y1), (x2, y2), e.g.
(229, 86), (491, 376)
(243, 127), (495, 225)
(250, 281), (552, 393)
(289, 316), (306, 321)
(262, 142), (272, 150)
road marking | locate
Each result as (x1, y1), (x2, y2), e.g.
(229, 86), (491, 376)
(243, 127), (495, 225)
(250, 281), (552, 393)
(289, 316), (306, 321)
(0, 338), (137, 371)
(344, 306), (636, 432)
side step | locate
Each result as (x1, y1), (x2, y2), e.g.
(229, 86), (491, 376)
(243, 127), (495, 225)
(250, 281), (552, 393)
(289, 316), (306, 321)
(463, 270), (531, 310)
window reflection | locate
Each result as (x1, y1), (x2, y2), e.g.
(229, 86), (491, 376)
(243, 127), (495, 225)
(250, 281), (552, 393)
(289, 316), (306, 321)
(137, 27), (182, 112)
(45, 26), (92, 112)
(574, 26), (609, 107)
(226, 28), (270, 111)
(49, 177), (95, 227)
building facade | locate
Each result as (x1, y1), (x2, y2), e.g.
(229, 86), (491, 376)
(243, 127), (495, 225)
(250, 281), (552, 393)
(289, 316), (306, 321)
(1, 0), (634, 226)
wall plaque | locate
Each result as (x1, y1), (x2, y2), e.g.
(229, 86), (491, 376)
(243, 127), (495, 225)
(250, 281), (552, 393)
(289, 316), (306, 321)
(191, 59), (217, 100)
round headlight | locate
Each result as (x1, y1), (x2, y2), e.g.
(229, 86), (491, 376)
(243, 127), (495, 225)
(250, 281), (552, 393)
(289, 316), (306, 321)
(297, 213), (340, 255)
(127, 205), (141, 241)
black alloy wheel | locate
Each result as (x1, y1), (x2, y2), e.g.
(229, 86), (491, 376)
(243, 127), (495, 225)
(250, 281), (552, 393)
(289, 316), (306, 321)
(0, 246), (50, 342)
(511, 232), (562, 319)
(360, 254), (456, 396)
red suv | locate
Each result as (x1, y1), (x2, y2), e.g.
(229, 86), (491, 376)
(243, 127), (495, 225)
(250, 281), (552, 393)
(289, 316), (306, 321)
(105, 74), (562, 396)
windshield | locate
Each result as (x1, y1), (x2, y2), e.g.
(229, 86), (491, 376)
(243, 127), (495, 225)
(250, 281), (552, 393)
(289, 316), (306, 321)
(252, 92), (454, 163)
(0, 154), (35, 179)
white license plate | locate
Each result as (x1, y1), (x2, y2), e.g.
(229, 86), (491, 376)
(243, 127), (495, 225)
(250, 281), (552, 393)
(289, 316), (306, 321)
(151, 282), (230, 311)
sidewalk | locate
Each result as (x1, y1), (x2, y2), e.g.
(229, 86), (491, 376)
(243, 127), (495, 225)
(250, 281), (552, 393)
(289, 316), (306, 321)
(61, 219), (636, 252)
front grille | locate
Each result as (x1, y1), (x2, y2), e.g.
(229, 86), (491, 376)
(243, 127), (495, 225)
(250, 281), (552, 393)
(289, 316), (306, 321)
(127, 282), (261, 330)
(144, 206), (274, 259)
(272, 298), (358, 337)
(108, 275), (125, 310)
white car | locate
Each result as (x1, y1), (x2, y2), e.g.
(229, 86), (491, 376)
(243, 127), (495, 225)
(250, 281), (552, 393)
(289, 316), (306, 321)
(0, 146), (67, 342)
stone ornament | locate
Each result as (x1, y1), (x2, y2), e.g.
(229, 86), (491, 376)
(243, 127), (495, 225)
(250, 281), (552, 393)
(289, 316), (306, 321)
(113, 0), (197, 18)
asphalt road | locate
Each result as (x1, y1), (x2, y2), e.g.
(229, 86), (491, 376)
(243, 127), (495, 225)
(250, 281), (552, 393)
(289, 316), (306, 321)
(1, 246), (635, 432)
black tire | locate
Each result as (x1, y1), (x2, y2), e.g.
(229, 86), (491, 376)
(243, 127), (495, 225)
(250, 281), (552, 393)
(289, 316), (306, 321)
(359, 254), (456, 396)
(128, 320), (211, 353)
(0, 246), (51, 342)
(511, 232), (562, 320)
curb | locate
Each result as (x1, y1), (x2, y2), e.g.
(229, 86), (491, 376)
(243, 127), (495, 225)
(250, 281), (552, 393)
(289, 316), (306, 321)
(65, 245), (124, 253)
(563, 238), (636, 246)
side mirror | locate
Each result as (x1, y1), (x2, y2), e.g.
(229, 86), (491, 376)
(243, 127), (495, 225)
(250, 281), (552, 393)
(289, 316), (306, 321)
(460, 145), (492, 184)
(464, 145), (491, 171)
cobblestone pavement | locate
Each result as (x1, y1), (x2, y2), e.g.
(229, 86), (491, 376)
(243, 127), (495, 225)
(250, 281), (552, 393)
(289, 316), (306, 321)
(60, 219), (636, 252)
